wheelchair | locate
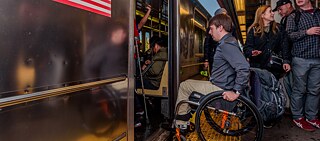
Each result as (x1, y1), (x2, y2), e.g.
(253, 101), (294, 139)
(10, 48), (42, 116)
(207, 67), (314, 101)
(174, 90), (264, 141)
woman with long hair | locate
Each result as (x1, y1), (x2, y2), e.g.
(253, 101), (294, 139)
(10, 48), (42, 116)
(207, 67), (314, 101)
(244, 5), (291, 79)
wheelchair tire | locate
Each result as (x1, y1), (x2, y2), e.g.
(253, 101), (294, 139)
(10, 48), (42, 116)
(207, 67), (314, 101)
(195, 91), (263, 141)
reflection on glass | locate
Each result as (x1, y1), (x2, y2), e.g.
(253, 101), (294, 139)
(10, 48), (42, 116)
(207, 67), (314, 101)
(16, 55), (35, 94)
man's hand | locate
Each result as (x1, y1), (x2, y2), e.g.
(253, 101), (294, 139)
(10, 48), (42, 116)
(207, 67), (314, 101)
(251, 50), (262, 56)
(222, 91), (240, 101)
(145, 60), (151, 65)
(306, 27), (320, 35)
(141, 64), (146, 70)
(138, 4), (152, 30)
(142, 60), (151, 70)
(283, 63), (291, 72)
(146, 4), (152, 12)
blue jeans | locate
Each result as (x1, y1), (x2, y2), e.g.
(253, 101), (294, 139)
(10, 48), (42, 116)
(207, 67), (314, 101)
(290, 57), (320, 120)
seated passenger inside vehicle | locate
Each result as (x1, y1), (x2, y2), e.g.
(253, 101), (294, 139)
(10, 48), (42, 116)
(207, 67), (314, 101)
(134, 36), (168, 128)
(136, 36), (168, 90)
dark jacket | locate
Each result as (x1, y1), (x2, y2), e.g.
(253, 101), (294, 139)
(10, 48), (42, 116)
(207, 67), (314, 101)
(279, 10), (296, 64)
(210, 33), (250, 93)
(144, 47), (168, 88)
(203, 28), (217, 64)
(244, 24), (284, 69)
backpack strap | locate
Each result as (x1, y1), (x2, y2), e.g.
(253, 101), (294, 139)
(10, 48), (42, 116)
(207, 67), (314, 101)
(280, 16), (287, 28)
(294, 10), (301, 31)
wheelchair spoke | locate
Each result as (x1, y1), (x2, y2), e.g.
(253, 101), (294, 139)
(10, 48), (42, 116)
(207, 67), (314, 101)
(195, 92), (263, 141)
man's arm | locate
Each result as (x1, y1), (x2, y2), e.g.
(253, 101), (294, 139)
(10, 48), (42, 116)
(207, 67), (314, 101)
(286, 13), (307, 41)
(280, 22), (292, 72)
(145, 51), (168, 76)
(219, 41), (249, 102)
(281, 31), (292, 72)
(138, 5), (152, 30)
(243, 28), (259, 58)
(222, 42), (250, 92)
(145, 61), (165, 77)
(281, 28), (291, 64)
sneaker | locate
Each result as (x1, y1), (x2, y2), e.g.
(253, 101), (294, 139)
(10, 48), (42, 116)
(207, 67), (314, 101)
(306, 119), (320, 129)
(134, 120), (142, 128)
(136, 110), (144, 116)
(293, 117), (316, 132)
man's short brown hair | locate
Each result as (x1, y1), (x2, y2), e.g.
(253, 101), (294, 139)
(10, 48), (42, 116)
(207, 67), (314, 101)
(209, 14), (233, 32)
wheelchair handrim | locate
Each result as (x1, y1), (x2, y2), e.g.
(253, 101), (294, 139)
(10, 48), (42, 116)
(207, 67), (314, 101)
(195, 92), (263, 141)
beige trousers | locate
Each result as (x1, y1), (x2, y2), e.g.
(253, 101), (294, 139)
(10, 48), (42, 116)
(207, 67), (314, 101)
(175, 79), (222, 125)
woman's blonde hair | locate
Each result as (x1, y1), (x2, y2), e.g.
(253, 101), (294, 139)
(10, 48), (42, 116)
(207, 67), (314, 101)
(248, 5), (278, 37)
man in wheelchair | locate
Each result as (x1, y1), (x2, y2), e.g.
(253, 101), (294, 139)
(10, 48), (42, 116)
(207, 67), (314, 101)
(174, 14), (250, 133)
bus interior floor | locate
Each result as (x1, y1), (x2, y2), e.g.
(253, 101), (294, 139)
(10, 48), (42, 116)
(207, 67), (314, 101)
(134, 96), (167, 140)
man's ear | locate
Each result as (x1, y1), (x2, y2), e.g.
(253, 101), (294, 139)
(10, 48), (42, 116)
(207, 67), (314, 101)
(218, 25), (224, 32)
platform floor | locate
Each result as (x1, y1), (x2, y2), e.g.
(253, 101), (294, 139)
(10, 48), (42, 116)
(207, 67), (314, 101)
(135, 75), (320, 141)
(185, 112), (320, 141)
(135, 104), (320, 141)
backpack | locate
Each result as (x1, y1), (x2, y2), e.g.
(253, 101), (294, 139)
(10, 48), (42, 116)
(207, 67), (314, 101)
(249, 68), (286, 122)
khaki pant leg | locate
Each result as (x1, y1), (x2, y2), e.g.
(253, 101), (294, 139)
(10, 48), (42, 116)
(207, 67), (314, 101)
(175, 79), (222, 116)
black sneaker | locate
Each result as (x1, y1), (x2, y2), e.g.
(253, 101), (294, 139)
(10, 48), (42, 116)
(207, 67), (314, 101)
(136, 110), (145, 116)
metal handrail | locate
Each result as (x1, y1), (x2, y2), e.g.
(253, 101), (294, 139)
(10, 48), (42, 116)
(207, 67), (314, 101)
(181, 62), (205, 68)
(0, 76), (126, 108)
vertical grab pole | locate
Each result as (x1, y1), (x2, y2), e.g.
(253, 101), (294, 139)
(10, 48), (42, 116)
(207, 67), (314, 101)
(134, 37), (150, 124)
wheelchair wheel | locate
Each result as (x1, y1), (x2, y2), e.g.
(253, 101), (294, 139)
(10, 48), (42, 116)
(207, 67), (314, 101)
(195, 91), (263, 141)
